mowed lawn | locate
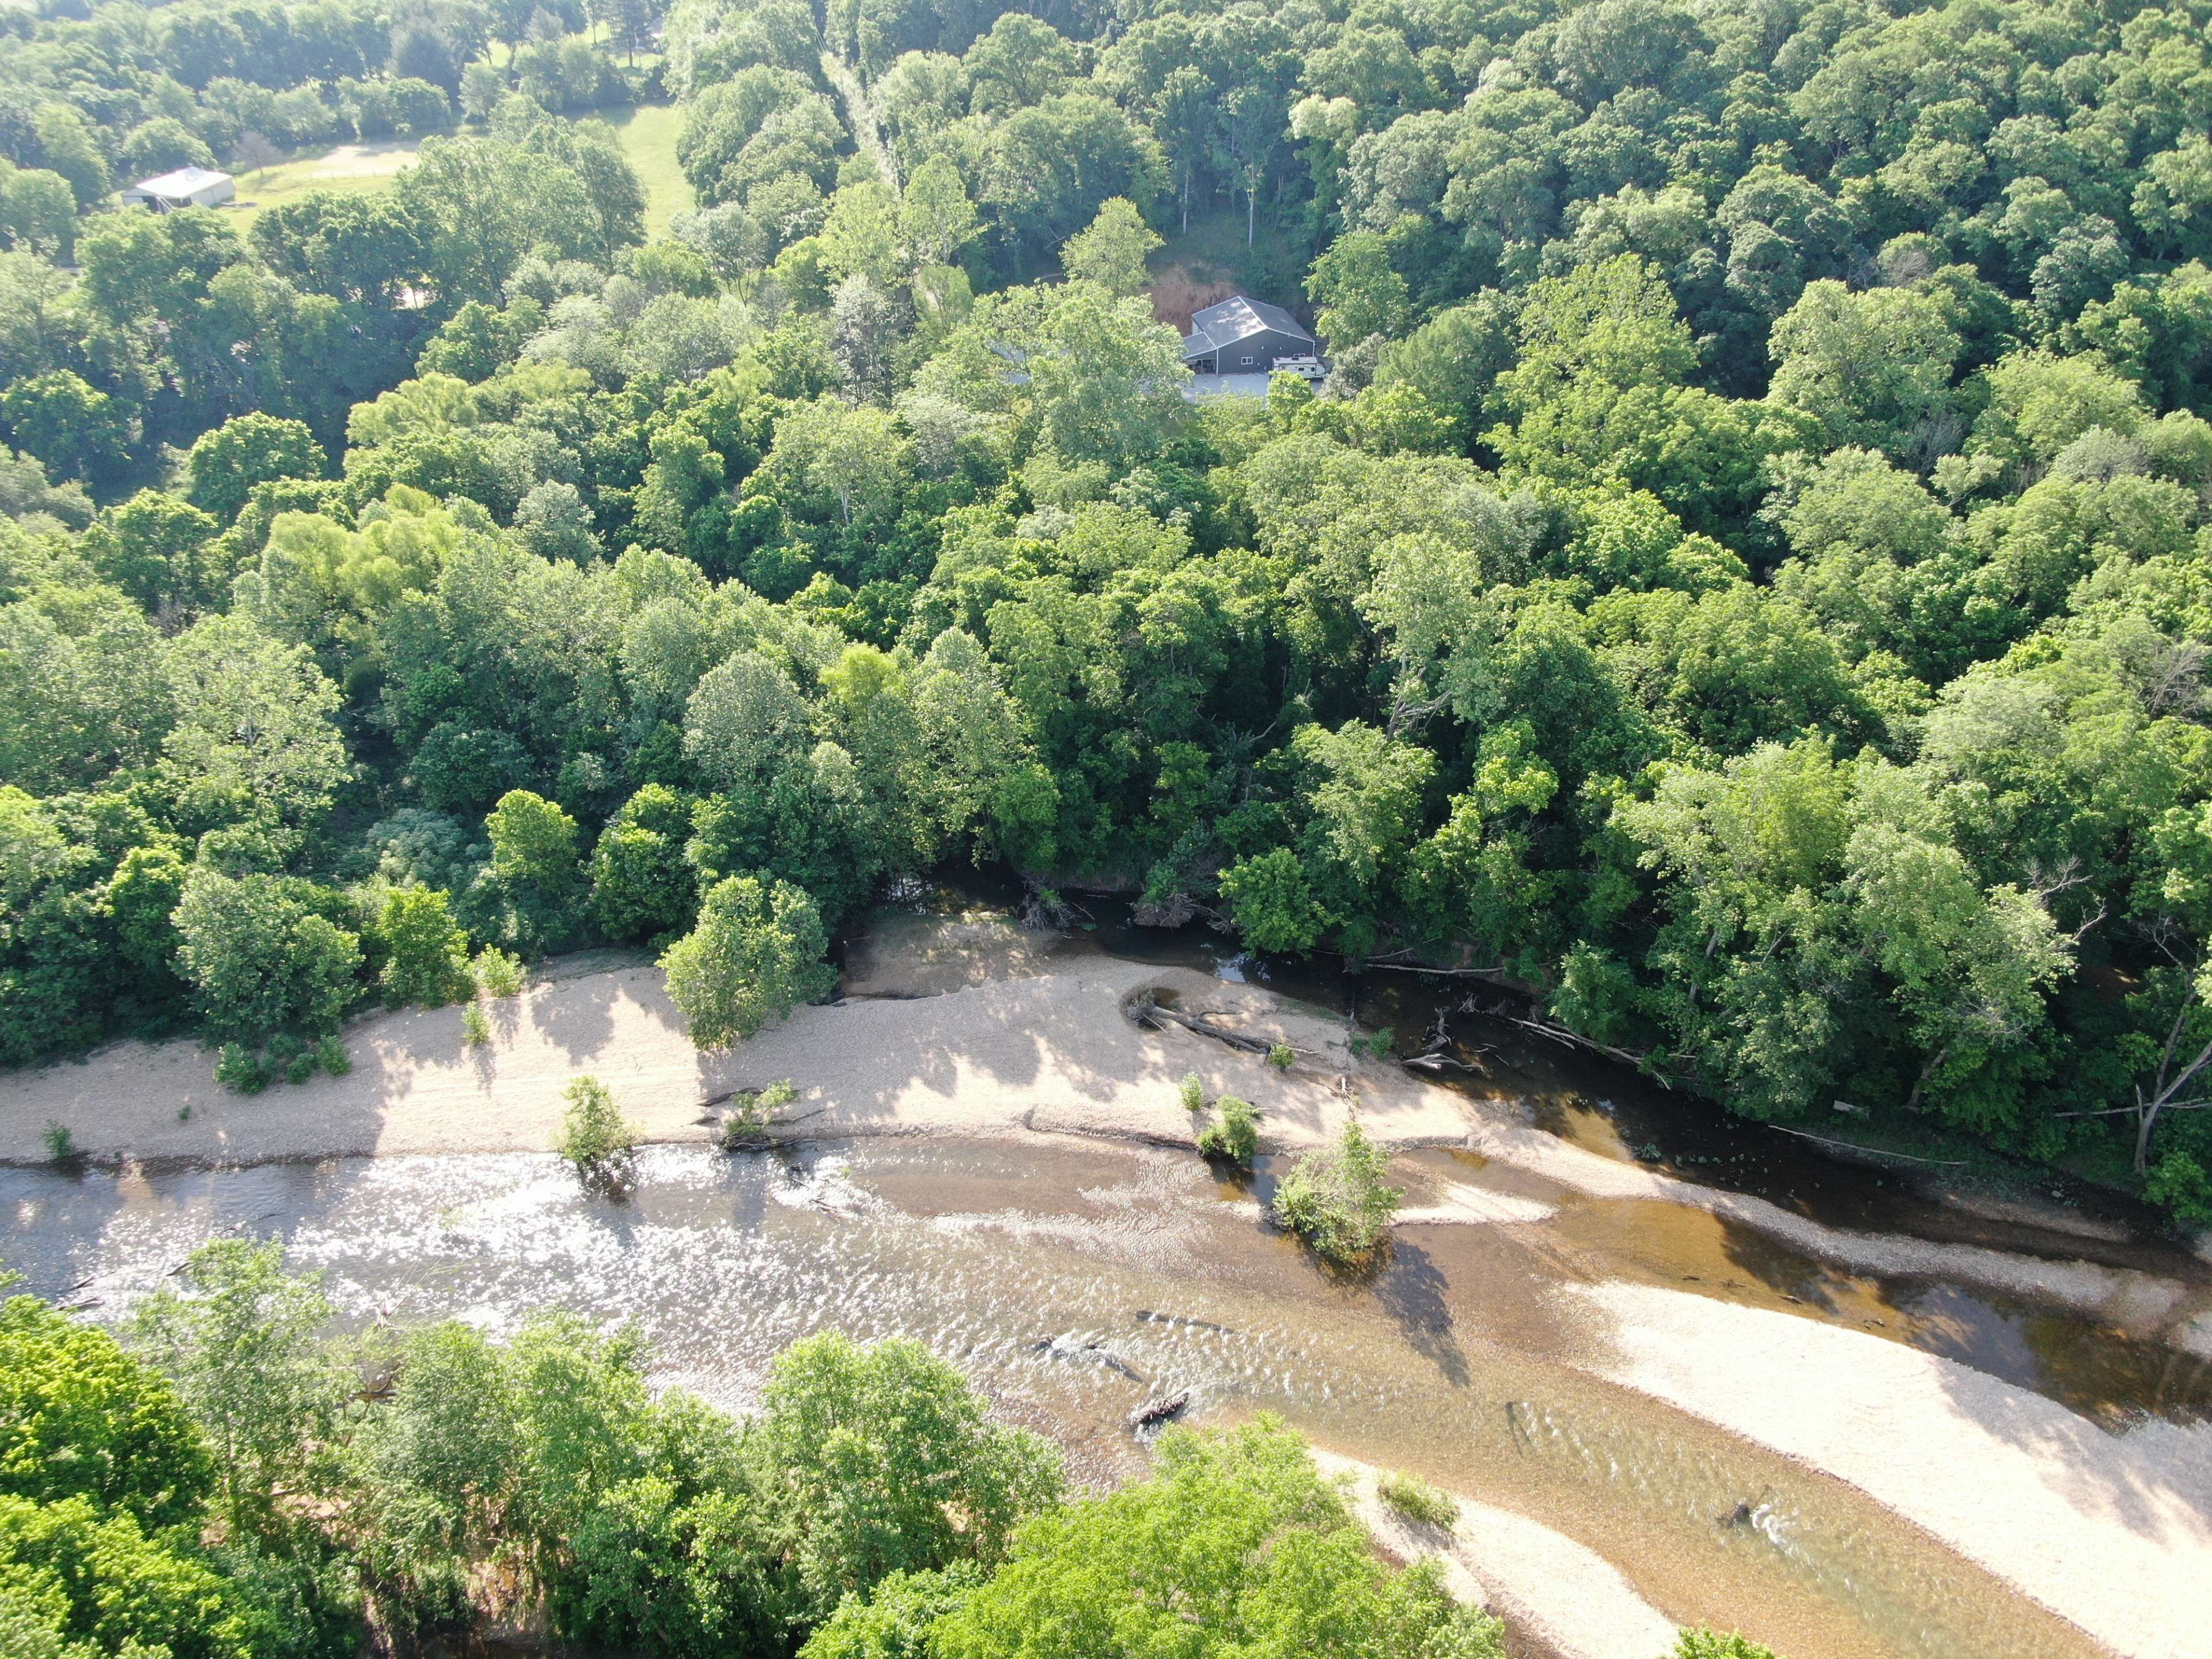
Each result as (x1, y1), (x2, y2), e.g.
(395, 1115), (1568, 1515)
(224, 138), (423, 232)
(601, 103), (692, 233)
(220, 104), (690, 238)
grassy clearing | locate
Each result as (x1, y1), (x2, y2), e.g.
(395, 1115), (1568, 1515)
(223, 138), (423, 232)
(487, 21), (660, 67)
(215, 101), (687, 239)
(602, 103), (692, 233)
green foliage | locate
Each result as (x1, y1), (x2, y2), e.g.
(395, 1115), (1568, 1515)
(184, 415), (324, 526)
(0, 165), (78, 264)
(344, 1316), (520, 1616)
(1676, 1630), (1782, 1659)
(1309, 230), (1410, 347)
(1272, 1123), (1402, 1265)
(1177, 1071), (1205, 1113)
(207, 1535), (360, 1659)
(82, 491), (224, 616)
(215, 1043), (268, 1095)
(0, 1288), (211, 1529)
(661, 873), (835, 1048)
(38, 1122), (73, 1162)
(479, 790), (584, 953)
(374, 887), (473, 1008)
(1377, 1469), (1457, 1529)
(556, 1075), (638, 1183)
(0, 1490), (254, 1659)
(131, 1239), (339, 1530)
(472, 947), (525, 999)
(30, 104), (108, 210)
(410, 726), (531, 817)
(5, 0), (2212, 1236)
(1376, 297), (1516, 448)
(1354, 1028), (1395, 1060)
(1767, 283), (1961, 460)
(2146, 1152), (2212, 1226)
(1196, 1097), (1259, 1168)
(554, 1469), (785, 1657)
(482, 800), (584, 905)
(335, 1307), (1063, 1653)
(174, 872), (363, 1048)
(164, 613), (349, 835)
(1221, 849), (1328, 955)
(1060, 199), (1161, 298)
(7, 1225), (1796, 1659)
(417, 298), (545, 382)
(588, 784), (698, 942)
(798, 1566), (979, 1659)
(753, 1334), (1065, 1620)
(719, 1077), (797, 1147)
(933, 1416), (1502, 1659)
(0, 373), (130, 484)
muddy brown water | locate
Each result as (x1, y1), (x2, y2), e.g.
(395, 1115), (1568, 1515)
(4, 887), (2208, 1658)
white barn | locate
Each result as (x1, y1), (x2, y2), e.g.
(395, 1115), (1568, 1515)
(122, 167), (237, 211)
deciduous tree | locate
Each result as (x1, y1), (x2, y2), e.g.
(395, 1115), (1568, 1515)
(660, 872), (833, 1047)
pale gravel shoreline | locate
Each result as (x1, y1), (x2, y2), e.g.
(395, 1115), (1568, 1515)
(1568, 1282), (2212, 1659)
(5, 954), (2207, 1354)
(9, 954), (2212, 1656)
(0, 956), (1472, 1165)
(1309, 1451), (1672, 1659)
(1313, 1449), (1680, 1659)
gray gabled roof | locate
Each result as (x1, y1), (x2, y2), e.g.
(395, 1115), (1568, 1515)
(1183, 294), (1316, 357)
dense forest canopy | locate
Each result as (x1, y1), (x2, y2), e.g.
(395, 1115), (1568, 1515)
(5, 0), (2212, 1222)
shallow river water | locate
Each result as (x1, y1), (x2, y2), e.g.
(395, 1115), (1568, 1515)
(5, 888), (2209, 1659)
(0, 1134), (2154, 1659)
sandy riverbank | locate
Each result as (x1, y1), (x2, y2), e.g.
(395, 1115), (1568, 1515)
(1451, 1101), (2212, 1359)
(9, 949), (2211, 1653)
(6, 951), (2207, 1355)
(1570, 1282), (2212, 1659)
(0, 955), (1468, 1166)
(1314, 1450), (1680, 1659)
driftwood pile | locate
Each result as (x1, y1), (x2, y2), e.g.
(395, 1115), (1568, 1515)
(1128, 992), (1298, 1057)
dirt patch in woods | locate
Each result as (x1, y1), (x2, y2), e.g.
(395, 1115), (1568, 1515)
(1150, 263), (1240, 332)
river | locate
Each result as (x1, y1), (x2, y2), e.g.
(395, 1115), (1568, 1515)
(3, 883), (2208, 1659)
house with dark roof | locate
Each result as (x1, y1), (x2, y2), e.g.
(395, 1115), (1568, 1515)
(1181, 296), (1320, 377)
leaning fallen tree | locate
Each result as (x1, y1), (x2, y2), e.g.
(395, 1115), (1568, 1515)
(1127, 991), (1312, 1058)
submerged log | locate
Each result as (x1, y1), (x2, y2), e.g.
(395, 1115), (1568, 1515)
(1767, 1125), (1968, 1167)
(1132, 892), (1198, 928)
(1403, 1051), (1482, 1074)
(1128, 1389), (1190, 1429)
(1507, 1017), (1676, 1088)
